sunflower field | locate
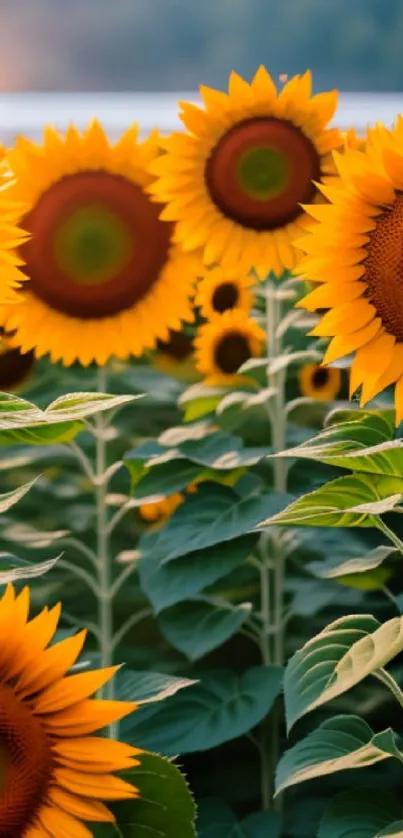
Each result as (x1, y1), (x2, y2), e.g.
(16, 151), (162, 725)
(1, 67), (403, 837)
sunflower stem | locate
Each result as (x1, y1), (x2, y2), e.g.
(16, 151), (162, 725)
(258, 276), (288, 814)
(95, 364), (115, 729)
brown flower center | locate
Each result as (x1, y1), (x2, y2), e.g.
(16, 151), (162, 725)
(19, 171), (172, 320)
(211, 282), (239, 313)
(205, 117), (320, 230)
(214, 332), (251, 374)
(312, 367), (330, 389)
(0, 684), (52, 836)
(0, 348), (35, 392)
(156, 330), (193, 360)
(365, 195), (403, 341)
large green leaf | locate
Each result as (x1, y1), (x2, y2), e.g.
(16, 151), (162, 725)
(284, 614), (403, 730)
(276, 715), (403, 794)
(260, 474), (403, 529)
(122, 667), (283, 755)
(158, 598), (252, 660)
(307, 545), (396, 590)
(274, 410), (400, 477)
(115, 670), (197, 704)
(197, 799), (280, 837)
(138, 534), (258, 613)
(94, 753), (196, 838)
(318, 788), (403, 838)
(139, 484), (288, 564)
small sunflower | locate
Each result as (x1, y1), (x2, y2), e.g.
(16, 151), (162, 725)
(195, 267), (254, 319)
(153, 328), (197, 381)
(0, 337), (35, 391)
(299, 363), (341, 401)
(296, 117), (403, 424)
(149, 67), (341, 278)
(0, 584), (140, 836)
(0, 122), (199, 366)
(194, 310), (265, 385)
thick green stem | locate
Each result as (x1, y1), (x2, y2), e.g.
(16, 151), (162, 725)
(95, 366), (115, 712)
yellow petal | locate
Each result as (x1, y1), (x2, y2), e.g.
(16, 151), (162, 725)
(37, 805), (93, 837)
(35, 666), (120, 713)
(322, 318), (382, 364)
(395, 376), (403, 425)
(350, 331), (395, 399)
(54, 767), (139, 800)
(47, 786), (115, 823)
(46, 699), (137, 736)
(53, 736), (141, 773)
(17, 630), (87, 696)
(309, 299), (375, 337)
(361, 342), (403, 404)
(297, 281), (365, 311)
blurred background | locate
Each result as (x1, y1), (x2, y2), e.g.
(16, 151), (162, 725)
(2, 0), (402, 92)
(2, 0), (403, 141)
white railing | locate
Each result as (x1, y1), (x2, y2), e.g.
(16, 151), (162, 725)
(0, 92), (402, 144)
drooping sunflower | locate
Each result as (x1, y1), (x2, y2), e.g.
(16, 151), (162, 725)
(195, 266), (254, 319)
(0, 583), (140, 836)
(0, 336), (35, 391)
(0, 122), (199, 366)
(296, 117), (403, 424)
(299, 363), (341, 401)
(194, 310), (265, 385)
(149, 67), (342, 278)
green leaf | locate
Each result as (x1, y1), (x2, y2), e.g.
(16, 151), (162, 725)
(276, 410), (400, 477)
(307, 545), (396, 591)
(0, 553), (59, 584)
(107, 753), (196, 838)
(158, 598), (252, 660)
(139, 484), (288, 565)
(138, 534), (258, 613)
(45, 391), (139, 420)
(132, 460), (204, 497)
(318, 788), (403, 838)
(276, 715), (403, 794)
(179, 384), (227, 421)
(0, 479), (39, 512)
(260, 474), (403, 529)
(284, 614), (403, 730)
(1, 523), (70, 549)
(197, 799), (280, 837)
(122, 667), (283, 755)
(115, 670), (197, 704)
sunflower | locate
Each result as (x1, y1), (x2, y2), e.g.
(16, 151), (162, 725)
(149, 67), (342, 278)
(195, 266), (254, 319)
(153, 328), (198, 381)
(299, 363), (341, 401)
(194, 310), (265, 385)
(295, 117), (403, 424)
(0, 336), (35, 391)
(0, 583), (139, 836)
(0, 122), (199, 366)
